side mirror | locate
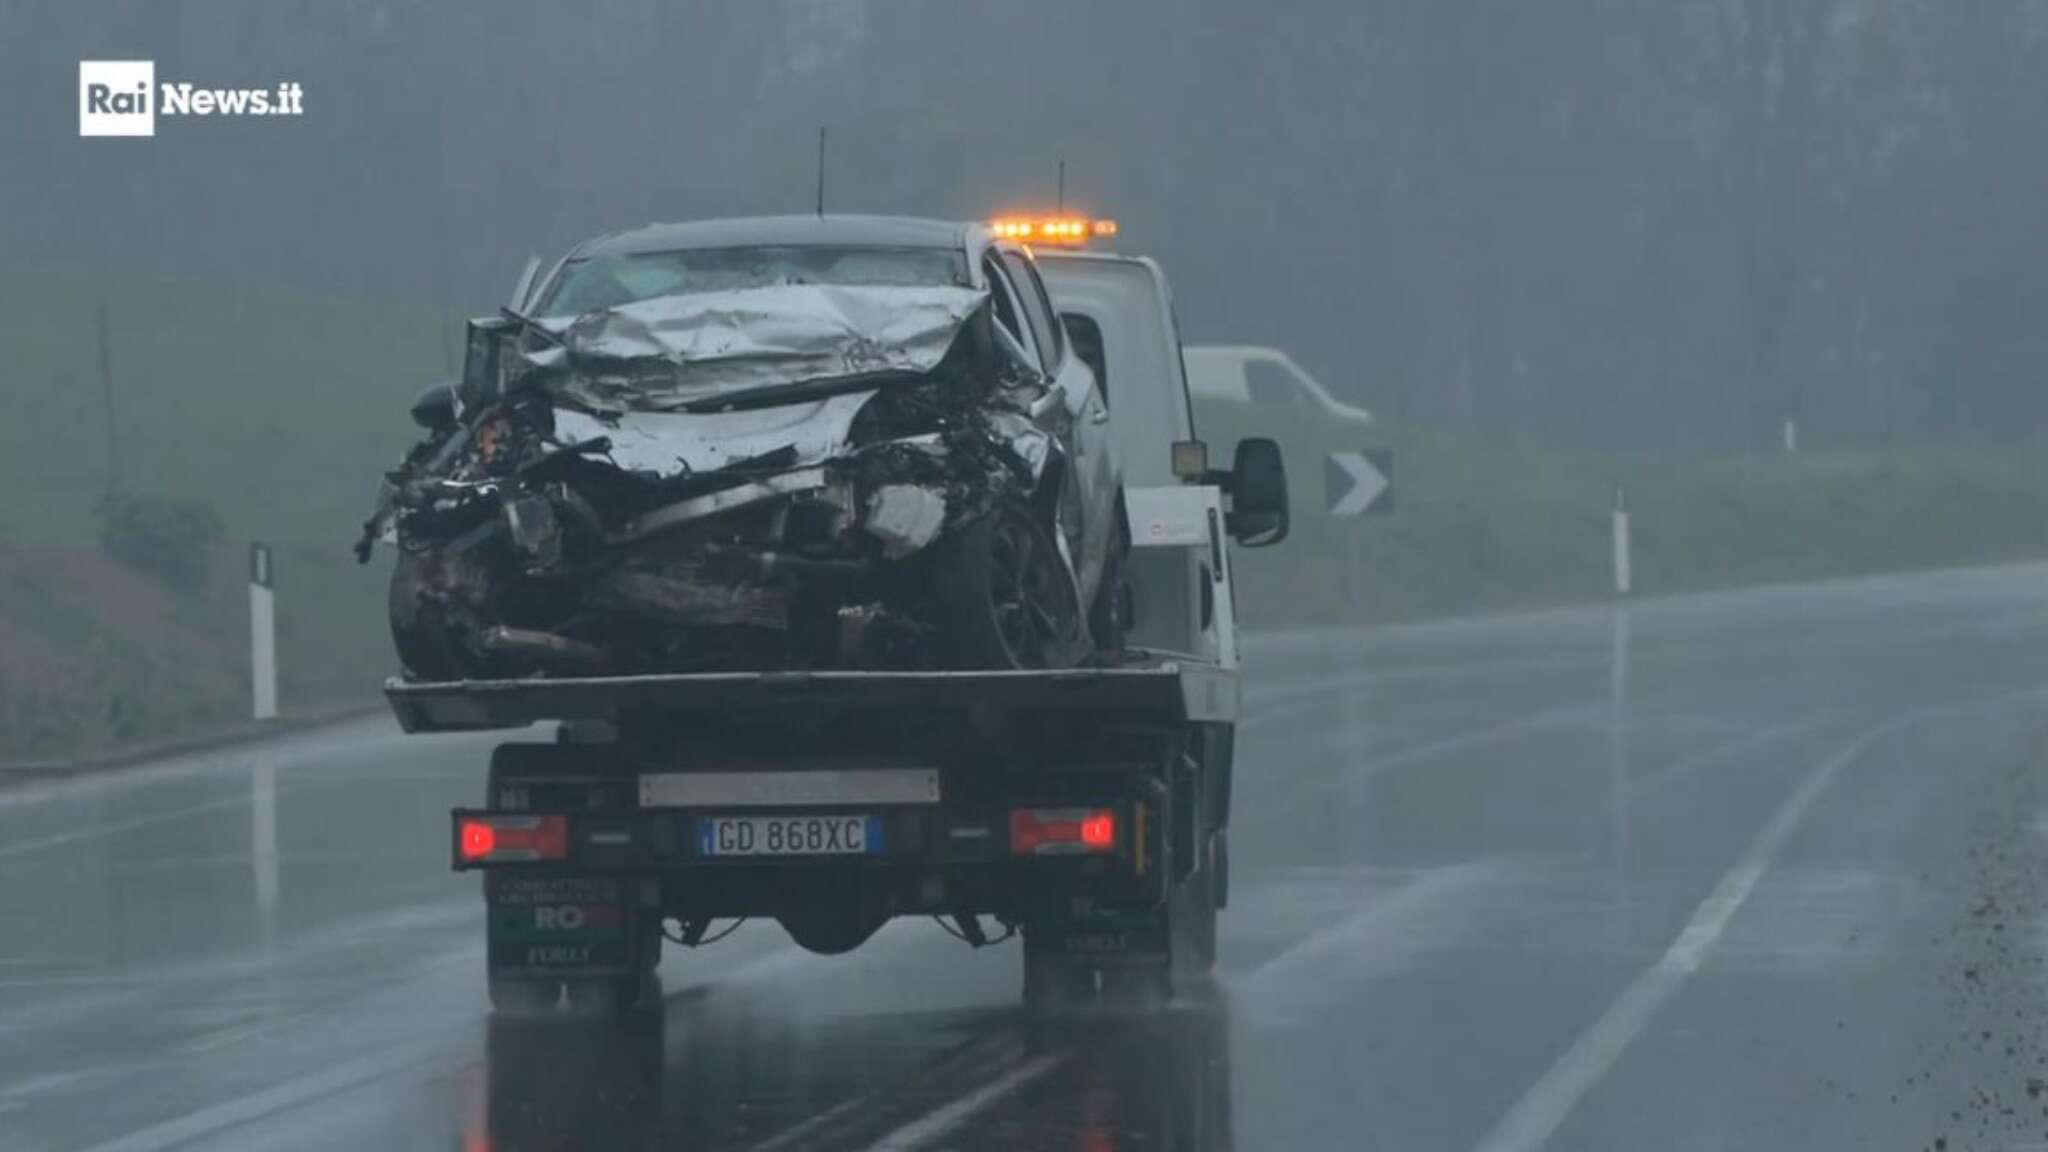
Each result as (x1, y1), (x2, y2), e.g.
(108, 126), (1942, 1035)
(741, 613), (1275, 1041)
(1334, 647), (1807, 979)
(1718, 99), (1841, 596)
(409, 382), (458, 432)
(1226, 437), (1288, 547)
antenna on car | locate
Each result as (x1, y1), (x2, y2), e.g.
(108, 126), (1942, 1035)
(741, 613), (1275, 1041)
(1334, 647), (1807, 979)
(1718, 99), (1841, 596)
(815, 126), (828, 218)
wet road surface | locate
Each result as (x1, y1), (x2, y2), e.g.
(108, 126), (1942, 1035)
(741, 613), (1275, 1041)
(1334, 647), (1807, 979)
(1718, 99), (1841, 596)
(8, 564), (2048, 1151)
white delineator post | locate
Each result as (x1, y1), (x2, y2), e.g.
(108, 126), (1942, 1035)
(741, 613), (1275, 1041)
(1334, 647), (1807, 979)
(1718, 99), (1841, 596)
(1611, 485), (1632, 596)
(250, 542), (277, 720)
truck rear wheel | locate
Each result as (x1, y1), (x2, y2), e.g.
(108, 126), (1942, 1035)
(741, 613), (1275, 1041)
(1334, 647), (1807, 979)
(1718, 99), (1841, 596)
(1171, 834), (1220, 975)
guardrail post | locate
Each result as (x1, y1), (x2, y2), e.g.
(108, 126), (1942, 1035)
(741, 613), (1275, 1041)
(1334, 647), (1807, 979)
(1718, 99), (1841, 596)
(1611, 486), (1632, 597)
(250, 542), (277, 720)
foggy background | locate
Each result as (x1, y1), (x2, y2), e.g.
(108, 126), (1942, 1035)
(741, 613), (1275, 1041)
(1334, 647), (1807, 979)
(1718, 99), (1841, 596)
(10, 0), (2048, 760)
(9, 0), (2048, 452)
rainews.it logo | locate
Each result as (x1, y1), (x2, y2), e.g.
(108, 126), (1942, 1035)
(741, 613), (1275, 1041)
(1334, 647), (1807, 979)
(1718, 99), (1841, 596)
(79, 60), (305, 137)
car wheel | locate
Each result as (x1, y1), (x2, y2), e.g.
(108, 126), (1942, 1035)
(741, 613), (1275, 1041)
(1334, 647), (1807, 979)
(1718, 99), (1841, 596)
(936, 502), (1087, 670)
(389, 545), (480, 681)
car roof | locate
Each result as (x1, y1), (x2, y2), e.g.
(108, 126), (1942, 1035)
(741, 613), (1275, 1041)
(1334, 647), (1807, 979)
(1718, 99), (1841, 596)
(573, 215), (974, 259)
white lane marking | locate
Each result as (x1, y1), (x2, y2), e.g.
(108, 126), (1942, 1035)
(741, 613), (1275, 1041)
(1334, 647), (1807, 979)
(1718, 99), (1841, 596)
(0, 715), (411, 812)
(1356, 706), (1598, 776)
(1624, 713), (1832, 799)
(744, 1095), (871, 1152)
(1252, 705), (1604, 826)
(1245, 652), (1607, 706)
(0, 794), (249, 859)
(859, 1052), (1065, 1152)
(1237, 860), (1508, 996)
(72, 1037), (451, 1152)
(1470, 687), (2048, 1152)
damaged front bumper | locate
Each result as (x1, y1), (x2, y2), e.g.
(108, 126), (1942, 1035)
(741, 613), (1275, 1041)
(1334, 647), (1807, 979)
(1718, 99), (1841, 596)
(384, 409), (1052, 678)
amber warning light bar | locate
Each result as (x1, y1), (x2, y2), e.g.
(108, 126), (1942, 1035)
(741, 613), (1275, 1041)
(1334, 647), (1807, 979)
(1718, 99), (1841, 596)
(988, 217), (1118, 246)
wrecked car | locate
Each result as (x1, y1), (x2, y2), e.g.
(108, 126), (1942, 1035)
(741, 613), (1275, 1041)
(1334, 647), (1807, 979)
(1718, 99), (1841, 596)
(357, 215), (1127, 679)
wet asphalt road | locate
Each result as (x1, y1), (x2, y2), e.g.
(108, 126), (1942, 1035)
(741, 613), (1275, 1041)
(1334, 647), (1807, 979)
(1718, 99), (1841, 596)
(9, 565), (2048, 1151)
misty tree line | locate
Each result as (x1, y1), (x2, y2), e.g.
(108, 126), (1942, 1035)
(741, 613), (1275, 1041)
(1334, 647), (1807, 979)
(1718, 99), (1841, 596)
(14, 0), (2048, 450)
(1170, 0), (2048, 450)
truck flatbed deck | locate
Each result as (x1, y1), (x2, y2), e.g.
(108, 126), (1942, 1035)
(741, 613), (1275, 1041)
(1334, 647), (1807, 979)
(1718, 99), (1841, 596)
(384, 654), (1239, 734)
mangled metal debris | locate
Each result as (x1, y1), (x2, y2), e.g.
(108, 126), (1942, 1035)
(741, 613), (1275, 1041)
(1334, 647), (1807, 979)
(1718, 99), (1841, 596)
(358, 218), (1127, 680)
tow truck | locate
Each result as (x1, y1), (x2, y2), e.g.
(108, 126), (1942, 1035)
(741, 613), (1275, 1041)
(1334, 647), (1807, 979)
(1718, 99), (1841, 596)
(388, 214), (1288, 1012)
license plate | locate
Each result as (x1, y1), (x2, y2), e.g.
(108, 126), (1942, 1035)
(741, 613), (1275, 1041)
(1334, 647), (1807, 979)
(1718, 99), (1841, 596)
(697, 814), (884, 857)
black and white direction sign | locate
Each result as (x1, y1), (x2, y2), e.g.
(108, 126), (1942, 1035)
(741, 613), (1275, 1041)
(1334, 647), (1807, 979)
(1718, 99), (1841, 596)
(1326, 450), (1393, 517)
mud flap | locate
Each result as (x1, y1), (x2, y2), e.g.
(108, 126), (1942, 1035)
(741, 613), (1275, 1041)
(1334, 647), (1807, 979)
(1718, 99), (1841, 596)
(486, 872), (641, 979)
(1029, 909), (1170, 965)
(1022, 908), (1172, 1004)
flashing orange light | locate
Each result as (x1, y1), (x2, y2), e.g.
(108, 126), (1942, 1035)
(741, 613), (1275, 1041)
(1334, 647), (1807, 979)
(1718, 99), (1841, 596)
(988, 217), (1119, 246)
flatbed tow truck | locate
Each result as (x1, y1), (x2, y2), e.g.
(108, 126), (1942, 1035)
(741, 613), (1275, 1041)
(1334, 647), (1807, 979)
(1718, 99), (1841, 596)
(388, 217), (1289, 1013)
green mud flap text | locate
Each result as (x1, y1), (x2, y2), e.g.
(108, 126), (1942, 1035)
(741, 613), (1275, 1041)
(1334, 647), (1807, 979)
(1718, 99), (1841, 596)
(486, 873), (635, 976)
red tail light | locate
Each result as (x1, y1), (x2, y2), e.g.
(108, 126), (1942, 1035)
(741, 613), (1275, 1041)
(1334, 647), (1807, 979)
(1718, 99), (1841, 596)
(1080, 813), (1115, 848)
(1010, 808), (1119, 855)
(459, 820), (497, 859)
(456, 815), (568, 863)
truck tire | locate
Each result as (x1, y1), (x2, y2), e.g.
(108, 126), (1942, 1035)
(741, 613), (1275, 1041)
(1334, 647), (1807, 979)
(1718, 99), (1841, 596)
(935, 503), (1087, 670)
(1211, 828), (1230, 911)
(1198, 723), (1235, 831)
(1170, 836), (1219, 977)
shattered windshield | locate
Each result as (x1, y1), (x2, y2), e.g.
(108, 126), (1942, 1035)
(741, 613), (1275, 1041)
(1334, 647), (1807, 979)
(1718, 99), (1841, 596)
(533, 245), (969, 318)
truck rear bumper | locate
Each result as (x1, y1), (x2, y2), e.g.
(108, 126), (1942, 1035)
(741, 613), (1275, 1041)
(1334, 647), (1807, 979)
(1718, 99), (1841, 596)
(459, 764), (1174, 978)
(453, 792), (1163, 906)
(466, 810), (1164, 980)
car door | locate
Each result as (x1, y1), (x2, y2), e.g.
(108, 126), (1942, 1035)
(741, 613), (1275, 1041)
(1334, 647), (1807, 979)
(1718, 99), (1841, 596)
(997, 247), (1119, 608)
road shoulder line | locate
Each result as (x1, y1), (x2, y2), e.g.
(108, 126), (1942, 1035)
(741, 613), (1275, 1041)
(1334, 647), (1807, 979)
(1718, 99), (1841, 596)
(1470, 687), (2048, 1152)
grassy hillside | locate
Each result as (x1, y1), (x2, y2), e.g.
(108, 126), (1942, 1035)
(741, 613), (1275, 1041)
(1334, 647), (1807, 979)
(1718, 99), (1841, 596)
(0, 262), (433, 758)
(1232, 430), (2048, 628)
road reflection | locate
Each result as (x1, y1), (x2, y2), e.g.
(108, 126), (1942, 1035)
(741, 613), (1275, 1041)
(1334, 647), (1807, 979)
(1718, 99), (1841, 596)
(468, 1008), (666, 1152)
(463, 984), (1237, 1151)
(1025, 991), (1237, 1152)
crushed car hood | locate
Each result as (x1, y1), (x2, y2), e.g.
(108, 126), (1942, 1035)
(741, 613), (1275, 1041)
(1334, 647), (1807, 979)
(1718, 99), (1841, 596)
(551, 390), (877, 477)
(522, 283), (987, 413)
